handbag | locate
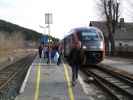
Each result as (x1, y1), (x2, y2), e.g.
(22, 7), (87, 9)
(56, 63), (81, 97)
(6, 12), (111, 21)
(54, 51), (59, 62)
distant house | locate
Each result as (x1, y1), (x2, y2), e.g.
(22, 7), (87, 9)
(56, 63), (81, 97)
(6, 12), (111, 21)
(90, 19), (133, 52)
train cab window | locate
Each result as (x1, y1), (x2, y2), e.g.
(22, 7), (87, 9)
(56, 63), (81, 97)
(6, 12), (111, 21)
(98, 32), (104, 41)
(82, 31), (99, 41)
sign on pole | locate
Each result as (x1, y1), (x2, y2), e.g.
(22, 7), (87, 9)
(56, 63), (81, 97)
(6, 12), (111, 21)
(40, 35), (48, 44)
(45, 13), (53, 24)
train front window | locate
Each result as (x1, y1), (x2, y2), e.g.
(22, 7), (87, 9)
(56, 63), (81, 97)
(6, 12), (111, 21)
(82, 31), (99, 41)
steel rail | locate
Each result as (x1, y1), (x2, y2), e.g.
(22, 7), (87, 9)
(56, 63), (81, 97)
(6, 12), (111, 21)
(82, 65), (133, 100)
(83, 69), (120, 100)
(0, 54), (35, 91)
(96, 65), (133, 86)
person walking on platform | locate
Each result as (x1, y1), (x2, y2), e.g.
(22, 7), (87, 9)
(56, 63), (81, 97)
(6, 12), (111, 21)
(47, 46), (52, 64)
(69, 41), (81, 86)
(43, 45), (48, 59)
(57, 44), (63, 65)
(38, 44), (43, 58)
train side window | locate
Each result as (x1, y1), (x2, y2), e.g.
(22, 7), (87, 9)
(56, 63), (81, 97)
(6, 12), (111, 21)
(70, 35), (73, 43)
(72, 34), (75, 41)
(76, 32), (81, 40)
(72, 32), (80, 42)
(68, 37), (71, 43)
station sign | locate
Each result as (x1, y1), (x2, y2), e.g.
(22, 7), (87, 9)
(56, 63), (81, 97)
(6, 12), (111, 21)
(45, 13), (53, 24)
(40, 35), (48, 44)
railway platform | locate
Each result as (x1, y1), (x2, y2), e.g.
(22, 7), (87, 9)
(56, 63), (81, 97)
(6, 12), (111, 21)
(15, 56), (90, 100)
(100, 56), (133, 75)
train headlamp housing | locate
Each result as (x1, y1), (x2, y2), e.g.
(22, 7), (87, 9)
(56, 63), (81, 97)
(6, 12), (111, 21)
(82, 45), (87, 49)
(100, 41), (104, 50)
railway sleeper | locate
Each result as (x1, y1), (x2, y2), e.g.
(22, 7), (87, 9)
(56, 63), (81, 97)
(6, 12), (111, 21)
(89, 71), (133, 98)
(91, 68), (133, 91)
(93, 75), (121, 100)
(97, 65), (133, 85)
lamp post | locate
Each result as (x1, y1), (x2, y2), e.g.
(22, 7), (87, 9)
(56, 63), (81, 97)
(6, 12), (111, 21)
(45, 13), (52, 46)
(45, 13), (53, 64)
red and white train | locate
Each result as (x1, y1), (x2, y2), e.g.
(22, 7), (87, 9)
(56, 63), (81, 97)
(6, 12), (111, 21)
(61, 26), (105, 65)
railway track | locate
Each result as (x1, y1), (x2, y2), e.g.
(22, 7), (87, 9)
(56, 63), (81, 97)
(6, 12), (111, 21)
(81, 65), (133, 100)
(0, 54), (36, 99)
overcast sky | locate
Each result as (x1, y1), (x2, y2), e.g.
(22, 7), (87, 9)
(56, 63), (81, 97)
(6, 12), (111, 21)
(0, 0), (132, 39)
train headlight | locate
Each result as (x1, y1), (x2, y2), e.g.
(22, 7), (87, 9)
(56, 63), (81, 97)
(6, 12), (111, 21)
(100, 41), (104, 50)
(82, 45), (87, 49)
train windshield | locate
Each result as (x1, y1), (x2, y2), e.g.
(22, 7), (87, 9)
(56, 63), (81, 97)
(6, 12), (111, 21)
(81, 31), (99, 41)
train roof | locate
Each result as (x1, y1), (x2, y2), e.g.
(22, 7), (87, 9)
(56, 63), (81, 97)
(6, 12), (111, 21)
(71, 26), (103, 33)
(63, 26), (103, 39)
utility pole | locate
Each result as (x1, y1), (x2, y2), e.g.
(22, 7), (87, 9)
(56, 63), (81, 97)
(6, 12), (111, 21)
(45, 13), (53, 64)
(48, 23), (50, 45)
(45, 13), (52, 45)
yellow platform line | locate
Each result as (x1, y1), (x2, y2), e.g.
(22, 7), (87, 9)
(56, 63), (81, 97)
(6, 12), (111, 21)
(63, 63), (75, 100)
(34, 64), (41, 100)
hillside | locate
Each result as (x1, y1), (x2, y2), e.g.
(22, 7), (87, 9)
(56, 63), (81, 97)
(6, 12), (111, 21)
(0, 19), (59, 49)
(0, 19), (43, 41)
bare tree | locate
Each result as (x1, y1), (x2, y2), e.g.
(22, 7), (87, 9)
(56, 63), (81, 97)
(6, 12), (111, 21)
(97, 0), (120, 55)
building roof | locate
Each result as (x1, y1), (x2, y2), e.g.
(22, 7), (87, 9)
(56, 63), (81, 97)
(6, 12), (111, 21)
(91, 21), (133, 40)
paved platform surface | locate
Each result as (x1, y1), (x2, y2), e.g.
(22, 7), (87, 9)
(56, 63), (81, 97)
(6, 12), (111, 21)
(100, 57), (133, 75)
(15, 56), (91, 100)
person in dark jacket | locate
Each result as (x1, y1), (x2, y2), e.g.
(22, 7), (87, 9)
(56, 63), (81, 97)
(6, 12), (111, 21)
(38, 44), (43, 58)
(57, 44), (63, 65)
(69, 41), (81, 86)
(47, 46), (52, 64)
